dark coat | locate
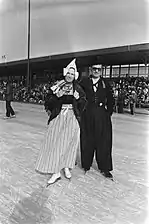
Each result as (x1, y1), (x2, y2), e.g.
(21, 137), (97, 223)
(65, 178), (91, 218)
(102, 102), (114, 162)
(44, 81), (87, 125)
(5, 82), (13, 101)
(79, 77), (114, 171)
(79, 77), (114, 115)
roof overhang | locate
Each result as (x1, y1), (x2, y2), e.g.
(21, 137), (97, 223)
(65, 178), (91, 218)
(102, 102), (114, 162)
(0, 43), (149, 76)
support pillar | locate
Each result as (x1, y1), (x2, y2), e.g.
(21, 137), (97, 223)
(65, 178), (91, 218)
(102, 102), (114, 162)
(137, 64), (140, 77)
(27, 0), (31, 91)
(110, 65), (112, 79)
(128, 64), (130, 76)
(145, 63), (147, 78)
(119, 65), (121, 78)
(101, 65), (104, 77)
(104, 66), (107, 78)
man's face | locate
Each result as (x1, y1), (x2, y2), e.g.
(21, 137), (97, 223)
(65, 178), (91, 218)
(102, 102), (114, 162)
(91, 65), (102, 78)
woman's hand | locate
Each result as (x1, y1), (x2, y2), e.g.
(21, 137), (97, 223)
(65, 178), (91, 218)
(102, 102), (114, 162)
(74, 90), (80, 99)
(56, 89), (65, 98)
(47, 110), (51, 117)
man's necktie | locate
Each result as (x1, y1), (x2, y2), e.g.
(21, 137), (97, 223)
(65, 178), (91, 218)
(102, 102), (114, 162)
(93, 82), (98, 92)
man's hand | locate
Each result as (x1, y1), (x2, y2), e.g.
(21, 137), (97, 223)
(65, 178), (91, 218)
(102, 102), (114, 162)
(74, 90), (79, 100)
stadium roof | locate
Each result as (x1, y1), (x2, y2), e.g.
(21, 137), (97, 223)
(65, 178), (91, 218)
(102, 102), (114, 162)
(0, 43), (149, 76)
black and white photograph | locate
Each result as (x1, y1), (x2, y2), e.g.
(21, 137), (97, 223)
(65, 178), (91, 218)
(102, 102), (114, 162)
(0, 0), (149, 223)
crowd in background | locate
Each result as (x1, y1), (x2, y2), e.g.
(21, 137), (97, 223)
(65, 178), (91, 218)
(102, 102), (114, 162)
(111, 76), (149, 113)
(0, 76), (149, 112)
(0, 81), (50, 104)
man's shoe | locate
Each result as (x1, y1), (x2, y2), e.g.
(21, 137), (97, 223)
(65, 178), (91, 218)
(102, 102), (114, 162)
(64, 168), (71, 179)
(46, 173), (61, 187)
(101, 171), (113, 180)
(83, 168), (90, 174)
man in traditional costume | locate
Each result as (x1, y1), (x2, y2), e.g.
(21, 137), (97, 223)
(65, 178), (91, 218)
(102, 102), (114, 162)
(80, 64), (114, 179)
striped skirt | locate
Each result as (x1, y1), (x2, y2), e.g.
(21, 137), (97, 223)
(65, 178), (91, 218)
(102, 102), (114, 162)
(35, 107), (80, 174)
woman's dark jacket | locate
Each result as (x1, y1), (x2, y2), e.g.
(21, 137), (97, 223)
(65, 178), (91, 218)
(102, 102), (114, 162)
(44, 81), (87, 125)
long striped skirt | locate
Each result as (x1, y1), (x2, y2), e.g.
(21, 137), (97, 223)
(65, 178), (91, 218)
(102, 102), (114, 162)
(35, 108), (80, 174)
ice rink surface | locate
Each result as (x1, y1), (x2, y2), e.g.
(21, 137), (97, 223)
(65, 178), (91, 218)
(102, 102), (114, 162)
(0, 101), (149, 224)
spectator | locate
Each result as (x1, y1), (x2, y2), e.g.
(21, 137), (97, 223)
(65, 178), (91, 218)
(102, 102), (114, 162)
(4, 80), (16, 119)
(0, 76), (149, 110)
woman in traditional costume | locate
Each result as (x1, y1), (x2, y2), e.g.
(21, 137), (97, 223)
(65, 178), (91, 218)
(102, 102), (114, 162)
(35, 59), (87, 186)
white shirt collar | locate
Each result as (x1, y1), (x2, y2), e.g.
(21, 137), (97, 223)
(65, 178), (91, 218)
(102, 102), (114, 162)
(91, 77), (100, 84)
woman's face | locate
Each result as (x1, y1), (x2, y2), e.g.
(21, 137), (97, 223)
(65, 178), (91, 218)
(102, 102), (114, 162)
(65, 68), (75, 83)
